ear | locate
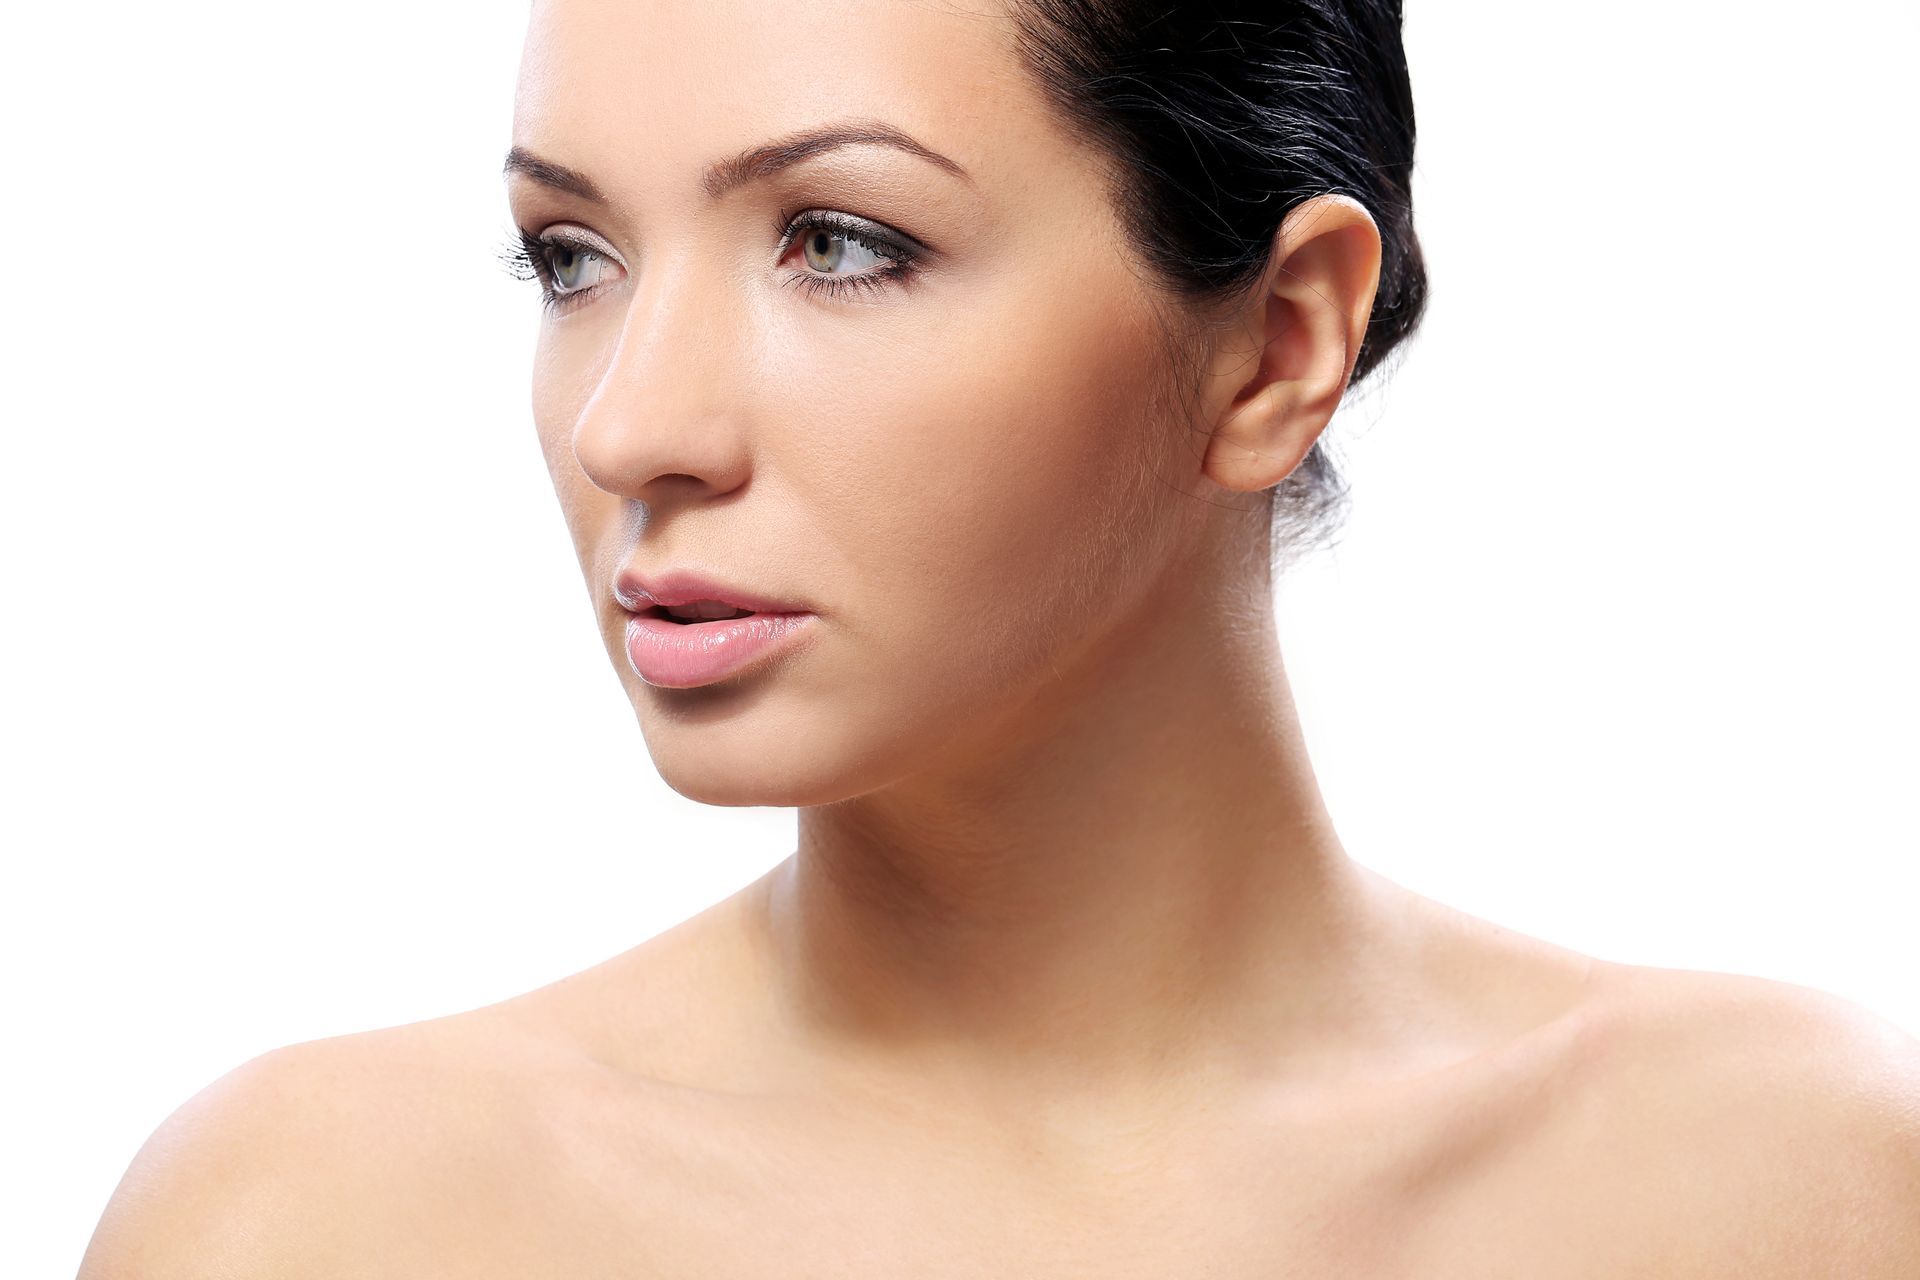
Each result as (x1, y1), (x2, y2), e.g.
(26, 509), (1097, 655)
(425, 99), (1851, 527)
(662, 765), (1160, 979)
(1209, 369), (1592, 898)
(1196, 194), (1383, 494)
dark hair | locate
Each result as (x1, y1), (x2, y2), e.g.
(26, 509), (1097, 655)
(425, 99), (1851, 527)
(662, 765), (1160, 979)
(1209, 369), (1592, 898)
(1005, 0), (1427, 567)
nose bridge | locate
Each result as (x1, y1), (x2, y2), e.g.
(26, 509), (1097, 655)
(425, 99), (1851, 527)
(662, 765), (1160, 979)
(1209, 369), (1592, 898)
(571, 253), (747, 501)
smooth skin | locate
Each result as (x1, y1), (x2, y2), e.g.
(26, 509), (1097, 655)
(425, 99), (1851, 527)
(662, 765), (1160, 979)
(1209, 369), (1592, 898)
(82, 0), (1920, 1276)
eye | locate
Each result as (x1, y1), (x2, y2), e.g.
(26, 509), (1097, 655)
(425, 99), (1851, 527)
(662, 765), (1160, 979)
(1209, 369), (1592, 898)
(498, 212), (923, 312)
(545, 241), (616, 295)
(776, 209), (923, 302)
(796, 224), (887, 275)
(500, 226), (623, 314)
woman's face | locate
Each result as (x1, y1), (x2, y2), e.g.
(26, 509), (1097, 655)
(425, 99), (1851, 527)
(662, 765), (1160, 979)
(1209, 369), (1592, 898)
(507, 0), (1222, 805)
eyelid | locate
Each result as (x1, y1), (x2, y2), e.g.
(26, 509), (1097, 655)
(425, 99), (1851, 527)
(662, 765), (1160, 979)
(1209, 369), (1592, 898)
(779, 207), (929, 260)
(539, 223), (627, 268)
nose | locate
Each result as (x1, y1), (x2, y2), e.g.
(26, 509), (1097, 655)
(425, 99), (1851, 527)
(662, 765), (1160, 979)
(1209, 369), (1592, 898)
(569, 260), (752, 508)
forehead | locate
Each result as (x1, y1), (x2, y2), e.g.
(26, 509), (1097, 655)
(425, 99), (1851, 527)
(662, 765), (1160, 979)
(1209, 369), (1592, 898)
(511, 0), (1059, 211)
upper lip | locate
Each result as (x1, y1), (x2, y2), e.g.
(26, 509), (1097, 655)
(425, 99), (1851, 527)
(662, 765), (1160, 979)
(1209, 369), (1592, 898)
(613, 566), (809, 615)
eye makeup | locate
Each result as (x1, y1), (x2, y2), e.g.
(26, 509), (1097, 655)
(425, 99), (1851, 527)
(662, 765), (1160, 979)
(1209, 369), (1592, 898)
(498, 206), (927, 314)
(771, 206), (925, 303)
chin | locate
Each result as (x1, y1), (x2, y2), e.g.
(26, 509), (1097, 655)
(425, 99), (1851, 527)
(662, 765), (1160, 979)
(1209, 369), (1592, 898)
(632, 701), (882, 810)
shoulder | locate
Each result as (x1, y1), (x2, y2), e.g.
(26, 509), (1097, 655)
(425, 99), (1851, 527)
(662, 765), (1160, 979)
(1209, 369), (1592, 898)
(1577, 961), (1920, 1138)
(77, 1014), (573, 1278)
(1556, 961), (1920, 1273)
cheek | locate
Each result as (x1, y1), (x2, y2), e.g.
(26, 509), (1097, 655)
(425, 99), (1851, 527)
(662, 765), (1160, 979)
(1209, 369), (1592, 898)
(773, 280), (1183, 698)
(530, 337), (620, 573)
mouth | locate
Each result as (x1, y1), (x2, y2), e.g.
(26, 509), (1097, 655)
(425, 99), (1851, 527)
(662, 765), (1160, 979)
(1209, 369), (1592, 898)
(638, 601), (764, 626)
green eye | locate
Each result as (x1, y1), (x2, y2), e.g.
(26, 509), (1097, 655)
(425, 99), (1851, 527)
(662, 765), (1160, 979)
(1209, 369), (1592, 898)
(541, 241), (616, 299)
(780, 209), (923, 303)
(799, 227), (889, 276)
(503, 226), (622, 314)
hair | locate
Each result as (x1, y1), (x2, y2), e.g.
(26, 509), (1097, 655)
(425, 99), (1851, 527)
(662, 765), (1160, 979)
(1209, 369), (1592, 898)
(1004, 0), (1427, 570)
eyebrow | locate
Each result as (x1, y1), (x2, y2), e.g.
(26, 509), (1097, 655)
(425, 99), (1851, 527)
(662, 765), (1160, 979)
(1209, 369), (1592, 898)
(502, 118), (973, 206)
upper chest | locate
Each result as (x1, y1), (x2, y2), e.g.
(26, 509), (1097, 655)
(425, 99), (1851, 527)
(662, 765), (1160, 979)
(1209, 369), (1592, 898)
(305, 1010), (1796, 1280)
(402, 1059), (1738, 1280)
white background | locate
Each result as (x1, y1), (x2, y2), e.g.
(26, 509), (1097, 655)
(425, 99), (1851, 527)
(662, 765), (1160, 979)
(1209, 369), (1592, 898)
(5, 2), (1915, 1272)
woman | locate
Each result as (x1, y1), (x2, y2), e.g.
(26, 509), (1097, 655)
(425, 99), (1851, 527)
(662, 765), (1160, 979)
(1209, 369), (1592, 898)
(82, 0), (1919, 1274)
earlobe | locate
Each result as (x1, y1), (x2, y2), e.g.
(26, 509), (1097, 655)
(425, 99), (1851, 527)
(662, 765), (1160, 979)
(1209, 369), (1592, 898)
(1199, 194), (1383, 495)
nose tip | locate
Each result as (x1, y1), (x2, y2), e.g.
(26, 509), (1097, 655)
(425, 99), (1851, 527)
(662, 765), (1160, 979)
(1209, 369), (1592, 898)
(573, 401), (746, 505)
(567, 280), (751, 504)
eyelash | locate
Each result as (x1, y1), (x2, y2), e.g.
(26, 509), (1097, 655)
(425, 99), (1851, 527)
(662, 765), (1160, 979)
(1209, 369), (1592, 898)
(496, 209), (922, 314)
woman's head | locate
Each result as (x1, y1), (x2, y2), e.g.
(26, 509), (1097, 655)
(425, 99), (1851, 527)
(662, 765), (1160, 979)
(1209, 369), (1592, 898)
(505, 0), (1422, 805)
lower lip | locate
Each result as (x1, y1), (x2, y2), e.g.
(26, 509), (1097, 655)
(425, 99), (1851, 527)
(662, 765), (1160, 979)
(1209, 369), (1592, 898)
(623, 611), (817, 688)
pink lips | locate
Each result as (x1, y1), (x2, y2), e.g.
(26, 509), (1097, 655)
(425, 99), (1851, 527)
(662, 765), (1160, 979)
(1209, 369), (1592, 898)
(622, 610), (816, 688)
(612, 566), (816, 688)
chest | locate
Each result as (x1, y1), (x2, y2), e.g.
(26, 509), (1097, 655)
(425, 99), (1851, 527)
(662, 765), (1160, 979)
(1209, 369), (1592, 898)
(453, 1095), (1696, 1280)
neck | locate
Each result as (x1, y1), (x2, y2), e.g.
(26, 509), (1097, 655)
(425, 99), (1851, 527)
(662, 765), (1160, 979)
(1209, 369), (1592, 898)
(752, 541), (1395, 1106)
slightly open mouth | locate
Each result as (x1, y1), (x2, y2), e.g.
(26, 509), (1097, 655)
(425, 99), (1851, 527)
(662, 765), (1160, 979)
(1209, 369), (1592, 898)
(642, 605), (759, 626)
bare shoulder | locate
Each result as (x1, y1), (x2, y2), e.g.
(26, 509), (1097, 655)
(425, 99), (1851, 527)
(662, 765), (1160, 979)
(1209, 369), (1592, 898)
(1577, 961), (1920, 1145)
(77, 1012), (576, 1279)
(78, 898), (778, 1277)
(1557, 960), (1920, 1273)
